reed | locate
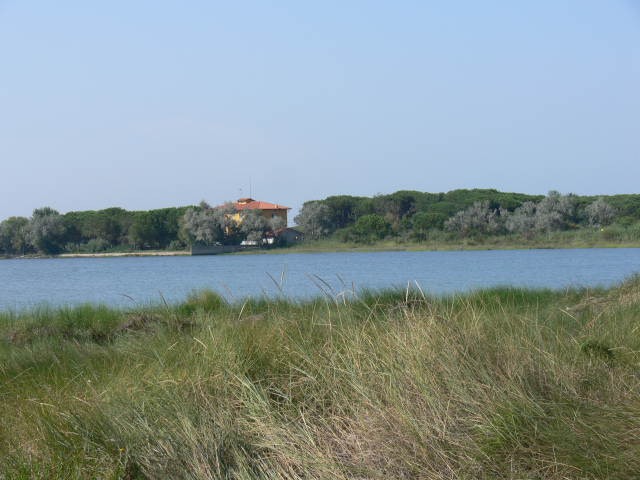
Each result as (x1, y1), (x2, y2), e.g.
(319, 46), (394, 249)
(1, 275), (639, 478)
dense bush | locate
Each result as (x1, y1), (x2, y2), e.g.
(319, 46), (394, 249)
(351, 214), (392, 243)
(84, 238), (112, 253)
(585, 196), (617, 227)
(407, 212), (448, 241)
(444, 201), (502, 235)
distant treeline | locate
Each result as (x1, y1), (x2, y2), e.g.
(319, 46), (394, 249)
(0, 206), (193, 255)
(313, 189), (640, 227)
(294, 189), (640, 242)
(0, 200), (286, 255)
(2, 189), (640, 255)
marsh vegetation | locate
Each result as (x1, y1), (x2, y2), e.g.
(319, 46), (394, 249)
(2, 274), (640, 478)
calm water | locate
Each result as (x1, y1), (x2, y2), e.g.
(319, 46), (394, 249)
(1, 249), (639, 310)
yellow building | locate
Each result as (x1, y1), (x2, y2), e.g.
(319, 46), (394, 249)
(227, 198), (290, 226)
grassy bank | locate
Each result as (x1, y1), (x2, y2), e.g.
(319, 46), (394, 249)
(281, 223), (640, 253)
(1, 276), (640, 478)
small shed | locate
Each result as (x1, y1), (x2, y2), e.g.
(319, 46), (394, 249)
(280, 227), (305, 243)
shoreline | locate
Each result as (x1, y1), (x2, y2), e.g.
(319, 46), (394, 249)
(58, 251), (191, 258)
(2, 242), (640, 260)
(2, 251), (190, 260)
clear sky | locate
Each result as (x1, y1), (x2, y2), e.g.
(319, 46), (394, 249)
(1, 1), (638, 222)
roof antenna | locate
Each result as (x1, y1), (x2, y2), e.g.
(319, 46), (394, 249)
(249, 177), (252, 198)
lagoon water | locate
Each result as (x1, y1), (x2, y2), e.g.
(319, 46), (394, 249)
(1, 249), (639, 310)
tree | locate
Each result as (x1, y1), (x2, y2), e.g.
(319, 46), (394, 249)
(503, 192), (576, 234)
(352, 214), (392, 243)
(322, 196), (372, 229)
(267, 216), (286, 233)
(239, 210), (266, 243)
(294, 201), (333, 240)
(88, 214), (121, 244)
(0, 216), (28, 254)
(179, 201), (242, 246)
(412, 212), (447, 231)
(444, 201), (501, 235)
(25, 207), (65, 254)
(533, 209), (564, 233)
(421, 201), (461, 218)
(266, 216), (287, 244)
(129, 212), (164, 248)
(180, 207), (224, 246)
(537, 192), (575, 232)
(584, 196), (616, 227)
(160, 207), (190, 246)
(214, 202), (240, 244)
(386, 190), (423, 218)
(410, 212), (447, 241)
(504, 201), (537, 234)
(535, 191), (576, 226)
(372, 193), (400, 220)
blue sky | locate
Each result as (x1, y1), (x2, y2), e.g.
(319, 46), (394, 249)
(1, 1), (638, 222)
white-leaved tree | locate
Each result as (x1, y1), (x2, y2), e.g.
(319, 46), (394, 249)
(239, 210), (266, 243)
(503, 191), (576, 234)
(294, 201), (333, 240)
(505, 201), (537, 234)
(179, 200), (238, 246)
(533, 191), (575, 232)
(444, 201), (501, 235)
(215, 203), (239, 238)
(265, 216), (287, 244)
(584, 196), (616, 227)
(181, 208), (223, 245)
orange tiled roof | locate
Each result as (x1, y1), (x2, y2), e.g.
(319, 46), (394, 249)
(235, 200), (290, 211)
(216, 198), (291, 211)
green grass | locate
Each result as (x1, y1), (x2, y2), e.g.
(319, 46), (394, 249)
(1, 275), (640, 478)
(280, 224), (640, 253)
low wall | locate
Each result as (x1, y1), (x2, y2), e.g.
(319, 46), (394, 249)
(190, 245), (255, 255)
